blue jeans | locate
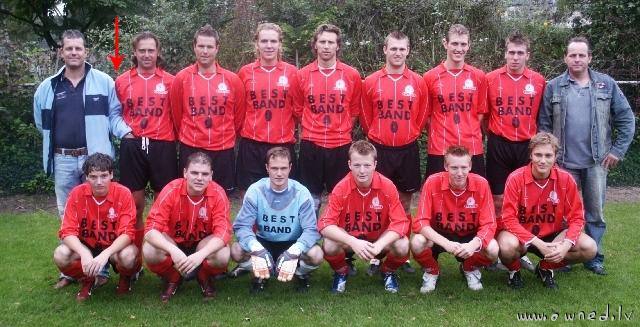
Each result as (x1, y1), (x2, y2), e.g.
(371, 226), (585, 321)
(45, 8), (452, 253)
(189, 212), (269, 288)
(53, 153), (87, 217)
(563, 164), (607, 268)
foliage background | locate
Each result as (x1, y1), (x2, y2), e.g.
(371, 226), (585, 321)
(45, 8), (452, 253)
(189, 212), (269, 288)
(0, 0), (638, 194)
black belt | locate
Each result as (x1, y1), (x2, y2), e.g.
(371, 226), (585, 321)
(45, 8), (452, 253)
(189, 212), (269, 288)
(54, 147), (88, 156)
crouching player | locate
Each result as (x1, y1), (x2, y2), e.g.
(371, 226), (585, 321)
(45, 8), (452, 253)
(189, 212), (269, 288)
(231, 147), (323, 292)
(497, 132), (597, 289)
(411, 145), (498, 293)
(143, 152), (232, 302)
(318, 140), (410, 294)
(53, 153), (139, 302)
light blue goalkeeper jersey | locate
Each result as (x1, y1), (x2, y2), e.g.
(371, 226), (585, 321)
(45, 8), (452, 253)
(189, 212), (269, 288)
(234, 178), (320, 253)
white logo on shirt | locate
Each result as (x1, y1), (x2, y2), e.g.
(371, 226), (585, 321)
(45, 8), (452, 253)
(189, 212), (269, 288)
(154, 83), (167, 95)
(107, 207), (117, 220)
(370, 196), (383, 210)
(464, 196), (477, 209)
(523, 83), (536, 95)
(402, 85), (415, 97)
(92, 97), (101, 101)
(334, 79), (347, 91)
(548, 191), (559, 205)
(463, 78), (476, 91)
(198, 207), (208, 220)
(217, 82), (230, 94)
(277, 75), (289, 87)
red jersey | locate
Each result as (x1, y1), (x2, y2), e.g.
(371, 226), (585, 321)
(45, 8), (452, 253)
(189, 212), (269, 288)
(362, 67), (429, 146)
(145, 178), (232, 245)
(413, 172), (496, 248)
(115, 68), (176, 141)
(59, 182), (136, 249)
(171, 63), (245, 151)
(499, 164), (584, 245)
(318, 172), (409, 241)
(486, 66), (546, 141)
(238, 60), (298, 144)
(423, 63), (487, 155)
(294, 60), (362, 148)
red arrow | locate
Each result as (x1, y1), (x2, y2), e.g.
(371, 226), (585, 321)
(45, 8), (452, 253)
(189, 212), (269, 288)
(108, 17), (124, 72)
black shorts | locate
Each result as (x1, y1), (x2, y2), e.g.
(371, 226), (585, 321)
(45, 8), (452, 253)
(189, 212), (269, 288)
(486, 133), (530, 195)
(425, 154), (486, 179)
(119, 138), (178, 192)
(431, 233), (475, 262)
(298, 140), (350, 195)
(179, 142), (235, 193)
(526, 231), (561, 259)
(236, 137), (297, 190)
(257, 237), (296, 261)
(177, 242), (198, 256)
(372, 141), (421, 193)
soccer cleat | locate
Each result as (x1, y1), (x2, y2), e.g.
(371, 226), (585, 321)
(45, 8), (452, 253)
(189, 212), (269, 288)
(382, 272), (399, 293)
(76, 278), (95, 302)
(419, 272), (438, 294)
(346, 257), (358, 276)
(520, 256), (536, 273)
(401, 261), (416, 274)
(251, 278), (267, 294)
(116, 275), (132, 295)
(367, 259), (381, 276)
(160, 280), (180, 303)
(535, 265), (558, 289)
(461, 265), (483, 291)
(585, 265), (607, 275)
(197, 277), (217, 302)
(508, 270), (524, 289)
(94, 275), (109, 288)
(295, 274), (311, 292)
(330, 272), (348, 294)
(54, 276), (74, 289)
(486, 258), (508, 271)
(227, 261), (252, 278)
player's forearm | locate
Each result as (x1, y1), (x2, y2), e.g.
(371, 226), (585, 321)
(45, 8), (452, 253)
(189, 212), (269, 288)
(420, 226), (451, 249)
(196, 237), (225, 258)
(62, 236), (92, 258)
(100, 234), (132, 258)
(321, 225), (357, 247)
(374, 230), (400, 251)
(145, 229), (180, 255)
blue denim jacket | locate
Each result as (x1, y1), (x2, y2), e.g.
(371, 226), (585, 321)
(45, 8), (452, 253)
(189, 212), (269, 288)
(538, 68), (635, 164)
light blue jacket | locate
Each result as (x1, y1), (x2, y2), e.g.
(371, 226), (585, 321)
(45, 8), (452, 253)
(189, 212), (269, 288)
(538, 68), (635, 164)
(233, 178), (319, 253)
(33, 63), (131, 175)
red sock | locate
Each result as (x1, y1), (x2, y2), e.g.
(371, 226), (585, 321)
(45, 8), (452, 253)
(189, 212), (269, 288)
(413, 248), (440, 275)
(503, 258), (521, 271)
(381, 253), (409, 273)
(540, 259), (568, 270)
(463, 252), (494, 271)
(197, 260), (227, 281)
(324, 252), (348, 274)
(116, 259), (141, 279)
(134, 229), (144, 250)
(146, 256), (181, 283)
(60, 259), (85, 280)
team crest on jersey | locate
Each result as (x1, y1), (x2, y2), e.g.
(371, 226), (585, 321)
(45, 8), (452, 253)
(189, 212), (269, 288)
(277, 75), (289, 87)
(217, 82), (230, 94)
(464, 196), (477, 209)
(154, 83), (168, 95)
(402, 85), (415, 97)
(370, 196), (383, 210)
(463, 78), (476, 91)
(548, 191), (559, 205)
(334, 79), (347, 91)
(107, 207), (117, 220)
(523, 83), (536, 95)
(198, 207), (208, 220)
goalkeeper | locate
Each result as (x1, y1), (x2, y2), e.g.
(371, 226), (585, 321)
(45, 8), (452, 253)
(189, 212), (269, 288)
(231, 147), (323, 292)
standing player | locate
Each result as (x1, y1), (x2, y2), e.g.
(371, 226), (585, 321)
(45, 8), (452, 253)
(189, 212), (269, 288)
(115, 31), (177, 257)
(294, 23), (362, 213)
(171, 24), (245, 193)
(423, 24), (487, 177)
(361, 31), (428, 275)
(485, 32), (546, 217)
(231, 147), (323, 292)
(497, 132), (597, 289)
(411, 145), (497, 293)
(318, 140), (410, 294)
(53, 153), (138, 301)
(143, 152), (232, 302)
(236, 23), (299, 195)
(34, 29), (130, 289)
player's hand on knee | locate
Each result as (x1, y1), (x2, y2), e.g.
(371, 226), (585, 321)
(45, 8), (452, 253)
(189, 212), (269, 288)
(250, 248), (275, 279)
(276, 245), (302, 282)
(178, 252), (205, 275)
(170, 251), (188, 274)
(445, 241), (462, 255)
(350, 239), (375, 261)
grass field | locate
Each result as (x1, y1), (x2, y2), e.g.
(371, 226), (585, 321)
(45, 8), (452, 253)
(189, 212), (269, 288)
(0, 202), (638, 326)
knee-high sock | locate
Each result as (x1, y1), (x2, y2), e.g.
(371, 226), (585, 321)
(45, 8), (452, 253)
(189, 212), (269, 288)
(381, 253), (409, 274)
(413, 248), (440, 275)
(134, 229), (144, 250)
(462, 252), (494, 271)
(324, 252), (348, 275)
(60, 259), (85, 280)
(197, 259), (227, 281)
(503, 258), (521, 272)
(540, 259), (568, 271)
(296, 259), (319, 276)
(146, 256), (181, 283)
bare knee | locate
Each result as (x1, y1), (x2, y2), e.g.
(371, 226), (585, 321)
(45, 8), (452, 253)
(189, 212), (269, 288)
(114, 244), (138, 269)
(142, 242), (166, 264)
(322, 239), (343, 256)
(304, 245), (324, 265)
(207, 246), (230, 267)
(53, 244), (74, 267)
(410, 234), (428, 253)
(483, 239), (499, 261)
(497, 231), (521, 262)
(390, 237), (409, 256)
(230, 242), (248, 262)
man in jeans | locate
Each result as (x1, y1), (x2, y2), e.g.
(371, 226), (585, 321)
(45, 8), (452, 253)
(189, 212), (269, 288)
(538, 36), (635, 275)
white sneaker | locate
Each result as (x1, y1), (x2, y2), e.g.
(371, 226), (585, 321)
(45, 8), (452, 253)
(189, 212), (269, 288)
(520, 256), (536, 273)
(419, 272), (438, 294)
(462, 267), (483, 291)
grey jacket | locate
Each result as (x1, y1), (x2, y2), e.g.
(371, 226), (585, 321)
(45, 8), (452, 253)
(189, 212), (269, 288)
(538, 68), (635, 164)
